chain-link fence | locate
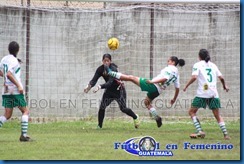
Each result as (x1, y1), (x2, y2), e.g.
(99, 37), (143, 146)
(0, 0), (240, 122)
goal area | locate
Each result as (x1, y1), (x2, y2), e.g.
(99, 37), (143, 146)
(0, 0), (240, 121)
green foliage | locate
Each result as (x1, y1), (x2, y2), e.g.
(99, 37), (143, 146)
(0, 119), (240, 160)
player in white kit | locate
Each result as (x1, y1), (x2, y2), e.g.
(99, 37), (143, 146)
(183, 49), (230, 140)
(106, 56), (185, 128)
(0, 41), (31, 142)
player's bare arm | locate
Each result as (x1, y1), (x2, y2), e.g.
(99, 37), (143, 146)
(218, 76), (229, 92)
(7, 71), (23, 94)
(183, 75), (197, 91)
(146, 78), (167, 84)
(171, 87), (179, 105)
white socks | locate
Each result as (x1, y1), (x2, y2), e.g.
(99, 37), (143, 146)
(21, 115), (29, 137)
(149, 108), (158, 120)
(219, 122), (228, 135)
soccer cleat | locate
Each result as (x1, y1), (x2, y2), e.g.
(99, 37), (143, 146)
(19, 135), (32, 142)
(97, 125), (102, 130)
(155, 116), (162, 128)
(133, 114), (140, 129)
(224, 135), (231, 140)
(190, 131), (205, 139)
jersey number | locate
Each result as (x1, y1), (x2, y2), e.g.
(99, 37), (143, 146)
(206, 68), (212, 82)
(165, 75), (177, 86)
(3, 64), (8, 74)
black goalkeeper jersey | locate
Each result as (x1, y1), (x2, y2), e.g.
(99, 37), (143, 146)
(89, 63), (122, 91)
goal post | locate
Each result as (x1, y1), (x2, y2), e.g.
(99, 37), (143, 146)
(0, 0), (240, 121)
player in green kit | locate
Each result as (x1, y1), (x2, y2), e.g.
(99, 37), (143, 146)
(0, 41), (31, 142)
(105, 56), (185, 127)
(183, 49), (230, 140)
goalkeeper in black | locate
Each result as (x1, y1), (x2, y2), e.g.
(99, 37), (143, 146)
(84, 54), (139, 129)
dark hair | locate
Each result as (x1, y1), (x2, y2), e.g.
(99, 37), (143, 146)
(8, 41), (19, 57)
(199, 49), (210, 62)
(102, 53), (112, 61)
(170, 56), (185, 67)
(8, 41), (22, 63)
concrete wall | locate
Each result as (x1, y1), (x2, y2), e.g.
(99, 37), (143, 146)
(0, 6), (240, 119)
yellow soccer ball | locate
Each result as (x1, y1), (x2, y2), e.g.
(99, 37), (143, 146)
(107, 37), (119, 50)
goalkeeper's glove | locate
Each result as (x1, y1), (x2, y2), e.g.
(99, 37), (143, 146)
(93, 85), (101, 93)
(84, 84), (92, 93)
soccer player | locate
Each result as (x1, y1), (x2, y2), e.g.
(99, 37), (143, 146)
(105, 56), (185, 127)
(84, 54), (140, 129)
(183, 49), (230, 140)
(0, 41), (31, 142)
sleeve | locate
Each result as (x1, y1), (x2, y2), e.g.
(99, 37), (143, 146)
(100, 77), (114, 89)
(8, 58), (19, 74)
(174, 75), (180, 88)
(215, 64), (223, 77)
(100, 64), (117, 89)
(192, 63), (199, 76)
(89, 66), (102, 87)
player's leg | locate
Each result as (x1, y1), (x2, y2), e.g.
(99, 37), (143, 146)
(115, 88), (139, 128)
(104, 65), (140, 86)
(189, 107), (205, 138)
(212, 109), (230, 140)
(209, 98), (230, 140)
(0, 108), (13, 127)
(144, 96), (162, 128)
(0, 95), (14, 127)
(18, 105), (31, 141)
(98, 92), (114, 129)
(112, 74), (140, 86)
(189, 97), (205, 139)
(16, 93), (31, 141)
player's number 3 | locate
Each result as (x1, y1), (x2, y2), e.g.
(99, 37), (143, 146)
(206, 68), (212, 83)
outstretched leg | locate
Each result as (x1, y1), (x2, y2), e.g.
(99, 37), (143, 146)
(105, 65), (140, 86)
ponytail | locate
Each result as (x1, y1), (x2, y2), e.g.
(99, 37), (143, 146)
(178, 59), (185, 67)
(170, 56), (185, 67)
(17, 58), (22, 63)
(205, 54), (210, 62)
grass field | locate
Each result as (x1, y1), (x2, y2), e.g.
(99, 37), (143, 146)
(0, 118), (240, 160)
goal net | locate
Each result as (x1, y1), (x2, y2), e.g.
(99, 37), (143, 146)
(0, 0), (240, 121)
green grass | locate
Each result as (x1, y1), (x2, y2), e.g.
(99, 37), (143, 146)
(0, 119), (240, 160)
